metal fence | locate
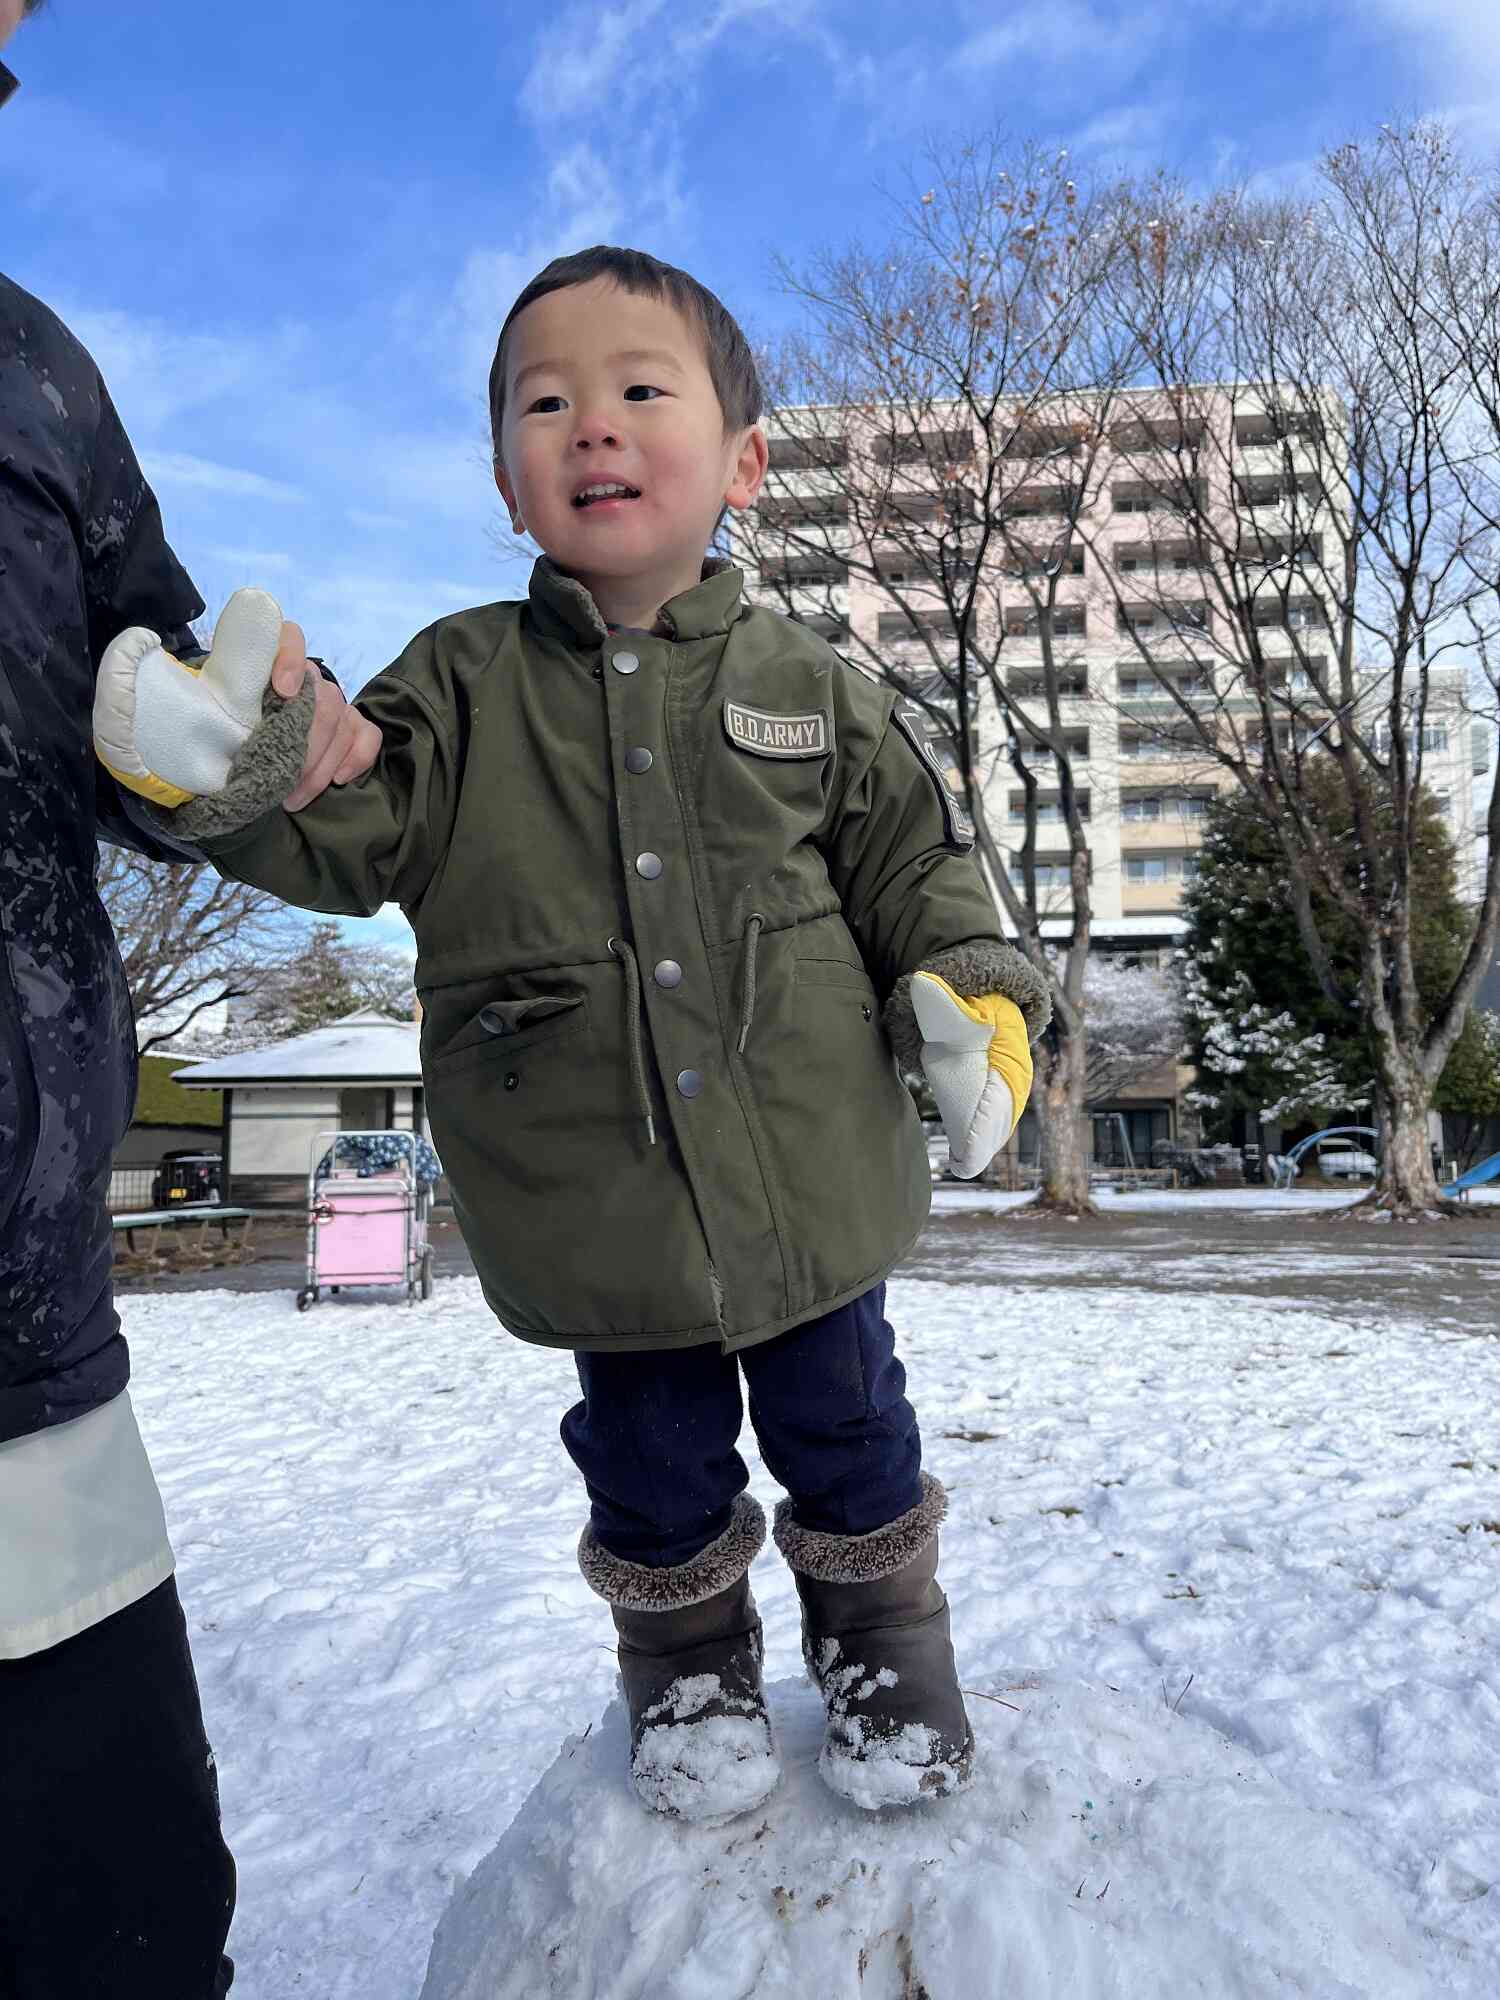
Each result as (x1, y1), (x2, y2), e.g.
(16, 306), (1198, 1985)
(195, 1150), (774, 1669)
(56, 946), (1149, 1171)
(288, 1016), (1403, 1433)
(107, 1167), (159, 1212)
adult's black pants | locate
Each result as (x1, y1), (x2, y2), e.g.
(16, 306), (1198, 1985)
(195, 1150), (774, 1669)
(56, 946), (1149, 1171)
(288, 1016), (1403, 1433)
(0, 1576), (235, 1998)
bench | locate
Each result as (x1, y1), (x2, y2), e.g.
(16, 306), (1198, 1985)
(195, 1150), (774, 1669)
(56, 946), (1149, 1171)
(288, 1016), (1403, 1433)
(111, 1206), (256, 1271)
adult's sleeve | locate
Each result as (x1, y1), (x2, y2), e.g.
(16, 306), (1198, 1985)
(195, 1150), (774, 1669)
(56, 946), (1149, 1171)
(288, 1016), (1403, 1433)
(82, 377), (208, 863)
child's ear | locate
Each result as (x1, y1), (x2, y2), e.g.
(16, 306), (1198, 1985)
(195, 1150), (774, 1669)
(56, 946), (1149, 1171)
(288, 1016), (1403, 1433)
(494, 459), (525, 536)
(723, 425), (769, 514)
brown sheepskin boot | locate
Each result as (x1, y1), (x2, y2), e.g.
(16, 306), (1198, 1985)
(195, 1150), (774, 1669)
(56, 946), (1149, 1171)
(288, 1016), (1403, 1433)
(774, 1473), (974, 1808)
(578, 1494), (780, 1825)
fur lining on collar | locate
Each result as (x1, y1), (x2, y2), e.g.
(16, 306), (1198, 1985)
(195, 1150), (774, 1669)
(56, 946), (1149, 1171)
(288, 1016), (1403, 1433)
(773, 1472), (948, 1584)
(883, 940), (1052, 1081)
(578, 1492), (766, 1611)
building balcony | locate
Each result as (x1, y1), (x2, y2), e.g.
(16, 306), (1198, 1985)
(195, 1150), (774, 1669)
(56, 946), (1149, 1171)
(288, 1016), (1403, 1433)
(1007, 666), (1089, 700)
(765, 434), (850, 474)
(1115, 815), (1208, 850)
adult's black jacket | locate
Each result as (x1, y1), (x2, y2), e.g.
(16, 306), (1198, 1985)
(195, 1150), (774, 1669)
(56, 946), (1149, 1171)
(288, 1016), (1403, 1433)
(0, 272), (204, 1442)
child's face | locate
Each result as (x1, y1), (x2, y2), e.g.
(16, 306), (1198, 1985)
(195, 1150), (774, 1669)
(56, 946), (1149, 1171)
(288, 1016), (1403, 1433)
(494, 279), (766, 600)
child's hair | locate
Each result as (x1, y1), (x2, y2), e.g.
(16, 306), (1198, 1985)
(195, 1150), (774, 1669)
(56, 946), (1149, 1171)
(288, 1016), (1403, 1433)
(488, 246), (761, 466)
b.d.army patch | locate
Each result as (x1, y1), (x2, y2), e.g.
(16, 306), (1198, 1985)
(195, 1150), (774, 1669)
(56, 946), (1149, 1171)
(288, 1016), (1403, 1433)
(723, 700), (829, 759)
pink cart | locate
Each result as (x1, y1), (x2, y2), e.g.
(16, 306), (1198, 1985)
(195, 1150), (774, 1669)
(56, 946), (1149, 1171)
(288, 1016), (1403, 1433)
(297, 1130), (434, 1310)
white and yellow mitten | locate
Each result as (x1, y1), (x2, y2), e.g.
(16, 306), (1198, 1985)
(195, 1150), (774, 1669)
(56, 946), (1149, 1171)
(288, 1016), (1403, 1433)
(912, 972), (1034, 1180)
(94, 588), (315, 835)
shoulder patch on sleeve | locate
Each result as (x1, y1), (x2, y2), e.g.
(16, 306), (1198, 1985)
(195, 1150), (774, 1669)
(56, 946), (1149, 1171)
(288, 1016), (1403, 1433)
(890, 699), (975, 852)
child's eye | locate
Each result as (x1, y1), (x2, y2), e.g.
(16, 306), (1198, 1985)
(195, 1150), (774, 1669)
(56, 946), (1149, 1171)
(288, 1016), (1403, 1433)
(623, 384), (663, 401)
(528, 395), (565, 414)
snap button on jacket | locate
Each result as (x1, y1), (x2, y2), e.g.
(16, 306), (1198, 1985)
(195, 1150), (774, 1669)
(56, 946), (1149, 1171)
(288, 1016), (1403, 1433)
(206, 557), (1008, 1353)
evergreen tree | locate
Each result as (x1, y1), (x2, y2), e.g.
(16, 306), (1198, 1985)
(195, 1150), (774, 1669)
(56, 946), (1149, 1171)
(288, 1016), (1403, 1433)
(234, 922), (415, 1043)
(1181, 765), (1500, 1138)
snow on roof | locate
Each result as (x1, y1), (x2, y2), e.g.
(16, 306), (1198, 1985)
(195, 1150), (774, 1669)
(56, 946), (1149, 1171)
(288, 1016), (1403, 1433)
(174, 1008), (422, 1087)
(1025, 916), (1189, 942)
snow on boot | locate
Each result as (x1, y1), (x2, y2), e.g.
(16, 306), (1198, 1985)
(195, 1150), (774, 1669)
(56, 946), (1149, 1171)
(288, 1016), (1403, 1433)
(578, 1494), (780, 1826)
(774, 1473), (974, 1810)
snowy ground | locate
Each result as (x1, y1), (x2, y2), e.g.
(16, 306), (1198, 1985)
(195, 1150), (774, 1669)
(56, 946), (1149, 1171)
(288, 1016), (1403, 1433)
(123, 1228), (1500, 1997)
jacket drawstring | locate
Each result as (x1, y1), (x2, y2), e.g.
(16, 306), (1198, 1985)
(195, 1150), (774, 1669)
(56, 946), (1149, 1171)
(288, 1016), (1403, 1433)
(737, 912), (765, 1056)
(608, 936), (657, 1147)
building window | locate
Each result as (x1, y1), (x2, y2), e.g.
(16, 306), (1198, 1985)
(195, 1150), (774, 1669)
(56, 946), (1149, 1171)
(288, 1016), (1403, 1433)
(876, 428), (975, 465)
(758, 556), (849, 587)
(790, 612), (848, 642)
(1120, 732), (1198, 761)
(1125, 854), (1198, 884)
(767, 435), (848, 471)
(878, 609), (961, 645)
(1015, 733), (1090, 767)
(1009, 859), (1073, 889)
(1009, 670), (1088, 699)
(1112, 481), (1204, 516)
(1421, 726), (1450, 753)
(756, 494), (850, 526)
(1008, 608), (1086, 639)
(1235, 411), (1314, 448)
(1009, 793), (1091, 823)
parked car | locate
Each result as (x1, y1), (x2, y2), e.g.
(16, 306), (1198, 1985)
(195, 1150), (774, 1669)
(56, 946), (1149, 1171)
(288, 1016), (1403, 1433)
(1313, 1138), (1377, 1181)
(150, 1150), (223, 1207)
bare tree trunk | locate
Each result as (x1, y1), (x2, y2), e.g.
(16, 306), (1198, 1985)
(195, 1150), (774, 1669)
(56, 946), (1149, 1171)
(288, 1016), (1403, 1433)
(971, 806), (1097, 1217)
(1030, 1027), (1095, 1214)
(1353, 1040), (1459, 1218)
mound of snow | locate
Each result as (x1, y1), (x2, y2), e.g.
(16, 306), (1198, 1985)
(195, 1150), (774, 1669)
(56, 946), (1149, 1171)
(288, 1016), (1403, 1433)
(420, 1674), (1453, 2000)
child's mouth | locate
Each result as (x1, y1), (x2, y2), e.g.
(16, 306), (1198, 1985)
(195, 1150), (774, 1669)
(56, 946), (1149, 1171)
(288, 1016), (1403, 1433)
(573, 484), (642, 510)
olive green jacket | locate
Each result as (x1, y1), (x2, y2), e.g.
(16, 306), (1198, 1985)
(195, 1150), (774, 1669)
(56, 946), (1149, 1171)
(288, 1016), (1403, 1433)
(202, 558), (1048, 1353)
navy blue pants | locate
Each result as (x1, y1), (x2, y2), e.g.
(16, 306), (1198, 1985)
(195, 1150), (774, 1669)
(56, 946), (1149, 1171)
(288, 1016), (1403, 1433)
(561, 1282), (924, 1566)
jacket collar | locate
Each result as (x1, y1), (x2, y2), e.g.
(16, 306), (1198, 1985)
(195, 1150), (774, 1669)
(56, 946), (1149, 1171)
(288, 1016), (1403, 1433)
(528, 555), (744, 647)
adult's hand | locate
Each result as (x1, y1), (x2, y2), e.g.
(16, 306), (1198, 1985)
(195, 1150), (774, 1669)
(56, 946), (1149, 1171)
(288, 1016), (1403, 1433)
(270, 621), (382, 811)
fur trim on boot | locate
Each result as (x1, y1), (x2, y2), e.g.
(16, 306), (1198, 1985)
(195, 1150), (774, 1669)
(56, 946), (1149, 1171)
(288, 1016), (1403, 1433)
(580, 1498), (779, 1824)
(776, 1478), (973, 1809)
(772, 1471), (946, 1585)
(883, 940), (1052, 1081)
(578, 1492), (766, 1611)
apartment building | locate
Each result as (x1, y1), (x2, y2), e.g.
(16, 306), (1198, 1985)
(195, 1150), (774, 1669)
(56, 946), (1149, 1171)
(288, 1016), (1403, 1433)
(734, 390), (1489, 964)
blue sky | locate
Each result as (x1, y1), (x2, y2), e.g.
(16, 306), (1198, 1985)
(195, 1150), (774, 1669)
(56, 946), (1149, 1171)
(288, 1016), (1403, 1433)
(5, 0), (1497, 959)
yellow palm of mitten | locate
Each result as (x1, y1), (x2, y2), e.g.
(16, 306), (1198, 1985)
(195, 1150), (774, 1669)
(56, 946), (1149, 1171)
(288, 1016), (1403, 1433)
(911, 972), (1035, 1180)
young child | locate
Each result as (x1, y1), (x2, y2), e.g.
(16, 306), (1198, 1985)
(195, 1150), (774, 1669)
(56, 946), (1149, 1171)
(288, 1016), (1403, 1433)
(95, 246), (1049, 1824)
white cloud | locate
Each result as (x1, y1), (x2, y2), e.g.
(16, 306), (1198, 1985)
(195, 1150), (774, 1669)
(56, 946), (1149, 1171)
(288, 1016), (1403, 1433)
(0, 93), (172, 216)
(517, 0), (816, 129)
(955, 0), (1168, 72)
(1071, 103), (1168, 157)
(1371, 0), (1500, 77)
(283, 567), (504, 692)
(141, 451), (306, 505)
(1360, 0), (1500, 139)
(430, 143), (685, 403)
(58, 305), (308, 434)
(203, 546), (294, 574)
(359, 431), (494, 525)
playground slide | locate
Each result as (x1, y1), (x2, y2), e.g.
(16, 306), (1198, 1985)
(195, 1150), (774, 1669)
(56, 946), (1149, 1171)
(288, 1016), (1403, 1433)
(1444, 1150), (1500, 1196)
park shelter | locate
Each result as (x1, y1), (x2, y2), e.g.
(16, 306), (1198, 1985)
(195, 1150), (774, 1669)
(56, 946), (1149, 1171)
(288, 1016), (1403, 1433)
(175, 1009), (429, 1206)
